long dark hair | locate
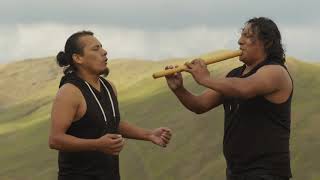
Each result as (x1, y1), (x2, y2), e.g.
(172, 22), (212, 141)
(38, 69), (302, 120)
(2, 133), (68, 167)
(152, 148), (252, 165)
(247, 17), (285, 64)
(56, 31), (94, 74)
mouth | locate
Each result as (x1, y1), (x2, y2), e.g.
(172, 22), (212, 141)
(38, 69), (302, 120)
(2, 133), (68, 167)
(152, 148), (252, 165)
(239, 48), (245, 59)
(239, 48), (246, 57)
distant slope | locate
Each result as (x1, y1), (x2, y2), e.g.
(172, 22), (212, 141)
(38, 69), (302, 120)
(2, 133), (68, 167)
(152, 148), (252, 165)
(0, 53), (319, 180)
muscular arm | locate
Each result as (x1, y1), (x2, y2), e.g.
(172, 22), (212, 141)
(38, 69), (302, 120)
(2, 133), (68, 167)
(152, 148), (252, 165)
(107, 79), (171, 146)
(106, 80), (151, 140)
(172, 87), (223, 114)
(201, 65), (290, 99)
(118, 121), (152, 140)
(49, 83), (100, 151)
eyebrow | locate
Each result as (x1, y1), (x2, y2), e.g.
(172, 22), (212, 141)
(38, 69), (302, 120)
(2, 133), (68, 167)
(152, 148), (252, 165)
(241, 29), (254, 35)
(92, 44), (102, 48)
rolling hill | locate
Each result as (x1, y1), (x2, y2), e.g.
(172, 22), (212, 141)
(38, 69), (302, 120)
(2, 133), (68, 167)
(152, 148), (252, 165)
(0, 52), (319, 180)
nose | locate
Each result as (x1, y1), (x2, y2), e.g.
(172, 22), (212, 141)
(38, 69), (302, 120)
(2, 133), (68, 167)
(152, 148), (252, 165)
(102, 48), (107, 56)
(238, 36), (244, 46)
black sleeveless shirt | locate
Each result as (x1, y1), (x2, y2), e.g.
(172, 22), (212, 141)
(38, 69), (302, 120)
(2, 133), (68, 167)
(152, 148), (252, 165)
(58, 72), (121, 179)
(223, 60), (293, 177)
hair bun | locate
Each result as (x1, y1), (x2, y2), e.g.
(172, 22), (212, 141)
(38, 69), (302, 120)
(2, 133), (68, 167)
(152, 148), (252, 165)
(56, 51), (69, 67)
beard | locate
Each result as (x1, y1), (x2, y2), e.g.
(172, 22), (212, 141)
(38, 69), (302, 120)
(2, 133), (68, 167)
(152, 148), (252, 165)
(101, 67), (110, 77)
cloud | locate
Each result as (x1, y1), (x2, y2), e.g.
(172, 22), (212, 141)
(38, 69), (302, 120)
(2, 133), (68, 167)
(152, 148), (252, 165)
(0, 24), (71, 62)
(0, 0), (318, 28)
(0, 23), (238, 62)
(0, 0), (318, 62)
(282, 25), (320, 61)
(0, 23), (318, 64)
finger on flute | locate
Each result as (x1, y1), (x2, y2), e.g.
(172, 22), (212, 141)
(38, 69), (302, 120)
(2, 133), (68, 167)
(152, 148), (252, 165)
(152, 50), (242, 79)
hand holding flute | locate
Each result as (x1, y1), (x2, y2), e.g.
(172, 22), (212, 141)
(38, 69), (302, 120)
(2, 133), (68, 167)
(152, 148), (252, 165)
(165, 58), (211, 91)
(153, 50), (242, 79)
(165, 58), (213, 90)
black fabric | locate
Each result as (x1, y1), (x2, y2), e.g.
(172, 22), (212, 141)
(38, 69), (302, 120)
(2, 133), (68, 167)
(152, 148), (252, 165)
(227, 172), (289, 180)
(58, 174), (93, 180)
(223, 60), (293, 178)
(58, 72), (121, 179)
(59, 174), (115, 180)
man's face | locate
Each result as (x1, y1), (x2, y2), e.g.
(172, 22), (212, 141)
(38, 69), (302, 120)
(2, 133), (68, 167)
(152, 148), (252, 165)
(77, 35), (109, 75)
(238, 23), (266, 65)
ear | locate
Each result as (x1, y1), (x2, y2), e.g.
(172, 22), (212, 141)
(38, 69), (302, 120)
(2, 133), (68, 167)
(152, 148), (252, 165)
(72, 53), (83, 65)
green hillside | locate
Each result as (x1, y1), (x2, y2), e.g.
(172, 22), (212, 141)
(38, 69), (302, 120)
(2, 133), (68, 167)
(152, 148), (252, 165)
(0, 53), (319, 180)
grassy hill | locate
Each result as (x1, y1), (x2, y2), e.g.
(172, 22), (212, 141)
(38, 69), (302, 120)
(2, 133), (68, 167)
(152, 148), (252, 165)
(0, 52), (319, 180)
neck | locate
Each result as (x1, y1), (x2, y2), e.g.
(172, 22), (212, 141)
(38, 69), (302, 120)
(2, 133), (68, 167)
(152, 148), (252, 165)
(244, 54), (267, 73)
(76, 69), (100, 87)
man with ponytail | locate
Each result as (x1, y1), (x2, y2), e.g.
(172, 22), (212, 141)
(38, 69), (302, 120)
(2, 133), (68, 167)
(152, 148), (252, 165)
(49, 31), (172, 180)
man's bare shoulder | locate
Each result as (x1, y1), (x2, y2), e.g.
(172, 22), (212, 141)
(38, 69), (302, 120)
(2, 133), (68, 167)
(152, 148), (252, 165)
(55, 83), (83, 104)
(256, 64), (292, 92)
(256, 65), (290, 81)
(258, 64), (285, 73)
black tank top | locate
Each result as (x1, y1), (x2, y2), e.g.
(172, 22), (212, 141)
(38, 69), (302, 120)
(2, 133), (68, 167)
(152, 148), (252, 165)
(58, 72), (121, 179)
(223, 60), (293, 177)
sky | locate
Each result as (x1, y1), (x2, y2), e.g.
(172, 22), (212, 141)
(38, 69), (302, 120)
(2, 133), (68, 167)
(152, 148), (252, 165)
(0, 0), (319, 63)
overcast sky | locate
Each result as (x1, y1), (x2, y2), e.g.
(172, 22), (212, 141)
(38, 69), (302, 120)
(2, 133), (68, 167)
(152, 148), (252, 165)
(0, 0), (319, 63)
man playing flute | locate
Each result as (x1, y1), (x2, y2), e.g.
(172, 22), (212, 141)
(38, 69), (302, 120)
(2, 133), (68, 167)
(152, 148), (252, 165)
(165, 17), (293, 180)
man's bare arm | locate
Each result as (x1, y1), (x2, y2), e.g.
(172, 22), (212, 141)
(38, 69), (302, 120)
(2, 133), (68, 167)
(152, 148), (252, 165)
(49, 83), (124, 155)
